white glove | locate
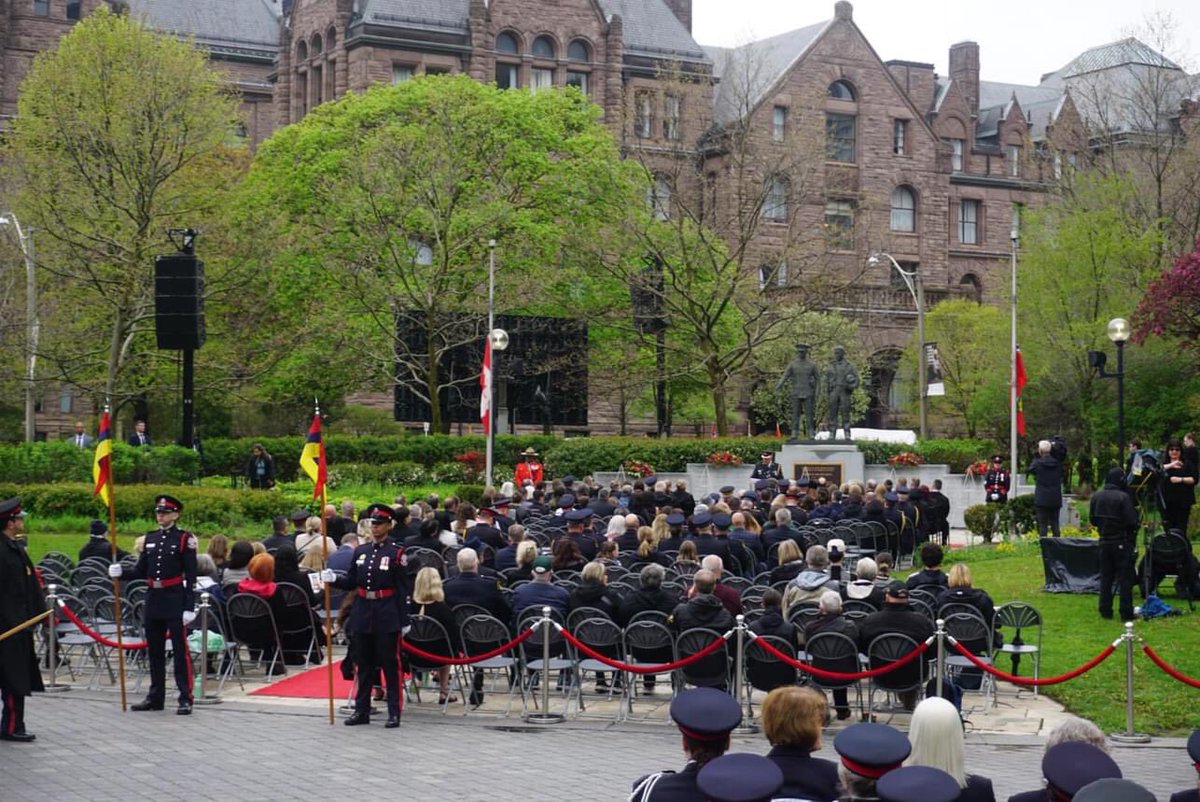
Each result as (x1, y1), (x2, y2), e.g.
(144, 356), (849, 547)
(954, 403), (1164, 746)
(319, 568), (336, 584)
(182, 610), (196, 627)
(108, 563), (123, 578)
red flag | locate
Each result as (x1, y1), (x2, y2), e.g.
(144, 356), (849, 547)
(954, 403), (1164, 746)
(775, 421), (782, 438)
(1015, 347), (1028, 436)
(480, 337), (492, 435)
(299, 413), (327, 500)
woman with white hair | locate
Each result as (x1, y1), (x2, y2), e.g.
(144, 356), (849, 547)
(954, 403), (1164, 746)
(1028, 439), (1063, 538)
(906, 696), (995, 801)
(605, 515), (626, 542)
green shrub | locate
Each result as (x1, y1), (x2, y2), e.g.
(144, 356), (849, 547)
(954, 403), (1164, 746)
(543, 437), (785, 478)
(856, 438), (999, 473)
(963, 503), (999, 543)
(0, 441), (199, 484)
(454, 484), (486, 507)
(997, 494), (1038, 536)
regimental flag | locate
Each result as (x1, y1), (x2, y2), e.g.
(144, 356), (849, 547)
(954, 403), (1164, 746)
(1015, 347), (1028, 436)
(480, 337), (492, 435)
(92, 410), (113, 508)
(299, 412), (327, 500)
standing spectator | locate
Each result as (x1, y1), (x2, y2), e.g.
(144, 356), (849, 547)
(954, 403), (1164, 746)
(513, 448), (544, 488)
(906, 697), (996, 802)
(1090, 468), (1139, 621)
(1161, 438), (1197, 533)
(244, 443), (275, 489)
(127, 419), (151, 447)
(927, 480), (952, 546)
(984, 455), (1010, 504)
(68, 421), (94, 448)
(1028, 440), (1063, 538)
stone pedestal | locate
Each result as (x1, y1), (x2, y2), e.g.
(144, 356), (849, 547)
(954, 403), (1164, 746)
(775, 442), (864, 488)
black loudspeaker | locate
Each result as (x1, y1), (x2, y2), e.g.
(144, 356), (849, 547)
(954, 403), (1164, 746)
(154, 253), (206, 349)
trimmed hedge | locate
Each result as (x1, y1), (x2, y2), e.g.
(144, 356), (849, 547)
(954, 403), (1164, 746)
(0, 441), (199, 484)
(327, 461), (473, 487)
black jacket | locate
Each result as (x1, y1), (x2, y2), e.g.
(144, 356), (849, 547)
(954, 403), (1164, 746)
(568, 581), (621, 620)
(670, 593), (734, 633)
(444, 571), (511, 622)
(0, 535), (46, 696)
(1028, 455), (1063, 508)
(79, 537), (129, 563)
(748, 607), (795, 645)
(617, 586), (678, 626)
(803, 612), (858, 648)
(1089, 478), (1138, 544)
(765, 745), (839, 802)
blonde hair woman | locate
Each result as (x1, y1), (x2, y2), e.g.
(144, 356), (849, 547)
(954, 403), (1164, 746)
(409, 567), (460, 705)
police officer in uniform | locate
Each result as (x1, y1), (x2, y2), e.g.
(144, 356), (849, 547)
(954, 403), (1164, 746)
(108, 494), (197, 714)
(697, 753), (784, 802)
(876, 766), (961, 802)
(1169, 730), (1200, 802)
(0, 498), (45, 742)
(1007, 741), (1122, 802)
(751, 450), (784, 484)
(630, 687), (742, 800)
(321, 504), (409, 728)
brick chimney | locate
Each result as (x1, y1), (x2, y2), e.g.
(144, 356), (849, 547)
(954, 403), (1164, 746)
(949, 41), (980, 115)
(661, 0), (692, 32)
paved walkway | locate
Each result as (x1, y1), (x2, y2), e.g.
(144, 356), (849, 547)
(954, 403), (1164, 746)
(1, 679), (1193, 802)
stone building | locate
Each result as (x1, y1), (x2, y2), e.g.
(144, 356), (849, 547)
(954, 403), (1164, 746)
(7, 0), (1179, 436)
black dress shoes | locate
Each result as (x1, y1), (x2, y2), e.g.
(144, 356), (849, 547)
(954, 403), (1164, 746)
(344, 712), (370, 726)
(385, 716), (400, 729)
(0, 731), (36, 742)
(177, 703), (192, 716)
(131, 700), (164, 711)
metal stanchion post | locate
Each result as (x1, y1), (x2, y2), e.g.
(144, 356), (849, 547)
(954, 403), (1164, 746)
(524, 606), (564, 725)
(935, 619), (945, 699)
(44, 584), (69, 693)
(1110, 621), (1149, 744)
(194, 593), (220, 705)
(732, 616), (758, 734)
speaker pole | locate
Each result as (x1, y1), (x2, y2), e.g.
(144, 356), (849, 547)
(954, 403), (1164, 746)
(181, 348), (195, 448)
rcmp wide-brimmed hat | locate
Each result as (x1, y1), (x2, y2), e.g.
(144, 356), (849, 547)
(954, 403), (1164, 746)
(522, 447), (539, 456)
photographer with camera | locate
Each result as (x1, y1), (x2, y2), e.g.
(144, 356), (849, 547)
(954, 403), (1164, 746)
(1091, 467), (1139, 620)
(1028, 439), (1064, 538)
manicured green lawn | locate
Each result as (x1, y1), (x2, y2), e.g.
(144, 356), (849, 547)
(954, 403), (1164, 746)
(941, 542), (1198, 736)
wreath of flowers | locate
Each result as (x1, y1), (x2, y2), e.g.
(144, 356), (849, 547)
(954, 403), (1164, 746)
(886, 452), (924, 467)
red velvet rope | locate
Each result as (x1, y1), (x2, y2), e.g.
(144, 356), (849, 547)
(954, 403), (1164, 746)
(56, 603), (148, 650)
(948, 639), (1115, 686)
(1142, 644), (1200, 689)
(400, 626), (535, 665)
(751, 635), (930, 680)
(558, 626), (730, 674)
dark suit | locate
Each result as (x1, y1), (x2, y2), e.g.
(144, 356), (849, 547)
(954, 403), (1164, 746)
(120, 525), (198, 706)
(1, 533), (46, 736)
(444, 571), (510, 622)
(127, 431), (151, 447)
(68, 432), (94, 448)
(765, 745), (839, 802)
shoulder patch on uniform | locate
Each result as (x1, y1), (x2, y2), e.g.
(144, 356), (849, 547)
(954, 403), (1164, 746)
(187, 535), (198, 550)
(399, 551), (408, 567)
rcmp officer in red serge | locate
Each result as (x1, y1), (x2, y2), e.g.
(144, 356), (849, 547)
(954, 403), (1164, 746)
(321, 503), (409, 728)
(0, 498), (46, 742)
(108, 494), (197, 714)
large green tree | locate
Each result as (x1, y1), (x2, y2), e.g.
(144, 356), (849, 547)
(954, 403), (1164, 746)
(1, 7), (247, 424)
(238, 76), (639, 433)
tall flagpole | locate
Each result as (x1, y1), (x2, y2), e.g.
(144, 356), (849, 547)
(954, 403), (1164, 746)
(315, 400), (334, 726)
(1010, 228), (1019, 505)
(102, 404), (128, 710)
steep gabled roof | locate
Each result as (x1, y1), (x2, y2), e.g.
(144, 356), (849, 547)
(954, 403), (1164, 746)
(358, 0), (470, 35)
(978, 80), (1062, 111)
(703, 19), (830, 124)
(595, 0), (708, 62)
(126, 0), (281, 59)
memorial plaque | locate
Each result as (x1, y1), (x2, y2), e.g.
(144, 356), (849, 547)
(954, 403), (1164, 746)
(792, 462), (843, 487)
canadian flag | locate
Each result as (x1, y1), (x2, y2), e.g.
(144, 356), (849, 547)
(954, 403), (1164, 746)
(480, 336), (492, 435)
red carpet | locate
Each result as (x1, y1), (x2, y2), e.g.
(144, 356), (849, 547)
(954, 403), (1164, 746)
(248, 661), (355, 698)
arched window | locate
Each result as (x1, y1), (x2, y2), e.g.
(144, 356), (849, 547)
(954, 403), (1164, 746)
(960, 273), (982, 303)
(890, 186), (916, 232)
(828, 80), (856, 101)
(296, 41), (308, 61)
(326, 26), (337, 49)
(532, 35), (556, 59)
(763, 176), (789, 221)
(649, 175), (672, 221)
(495, 32), (520, 54)
(568, 40), (590, 62)
(311, 34), (323, 55)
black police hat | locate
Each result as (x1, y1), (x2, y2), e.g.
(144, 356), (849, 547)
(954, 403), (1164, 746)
(691, 511), (713, 528)
(796, 477), (812, 488)
(564, 508), (592, 523)
(712, 512), (732, 529)
(697, 753), (783, 802)
(90, 519), (108, 537)
(754, 479), (770, 491)
(289, 507), (311, 522)
(1073, 778), (1155, 802)
(361, 503), (395, 523)
(0, 497), (25, 521)
(877, 766), (959, 802)
(562, 474), (576, 485)
(884, 580), (909, 599)
(558, 494), (576, 509)
(666, 512), (686, 526)
(670, 687), (741, 741)
(719, 485), (735, 494)
(1041, 742), (1121, 796)
(642, 475), (657, 485)
(833, 723), (911, 779)
(884, 491), (899, 502)
(155, 494), (183, 513)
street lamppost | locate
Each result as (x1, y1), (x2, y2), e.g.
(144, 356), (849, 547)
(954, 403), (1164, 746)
(483, 239), (509, 488)
(868, 252), (926, 439)
(0, 214), (38, 443)
(1089, 317), (1131, 462)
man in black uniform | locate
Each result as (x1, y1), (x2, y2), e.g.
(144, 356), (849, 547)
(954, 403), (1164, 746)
(1090, 467), (1139, 621)
(108, 494), (197, 714)
(751, 450), (784, 484)
(630, 687), (742, 800)
(79, 519), (129, 563)
(1169, 729), (1200, 802)
(0, 498), (45, 742)
(321, 504), (409, 728)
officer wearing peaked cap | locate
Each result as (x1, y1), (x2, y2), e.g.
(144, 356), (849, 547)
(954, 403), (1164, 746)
(630, 688), (742, 801)
(1007, 741), (1122, 802)
(833, 722), (911, 798)
(1075, 778), (1155, 802)
(877, 766), (960, 802)
(1, 498), (45, 742)
(109, 494), (198, 714)
(697, 753), (784, 802)
(1169, 729), (1200, 802)
(320, 504), (409, 728)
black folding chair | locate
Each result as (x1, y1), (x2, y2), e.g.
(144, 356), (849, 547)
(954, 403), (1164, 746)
(674, 627), (729, 691)
(405, 614), (468, 714)
(226, 593), (286, 677)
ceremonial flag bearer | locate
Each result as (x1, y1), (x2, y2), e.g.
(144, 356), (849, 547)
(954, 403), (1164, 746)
(0, 498), (46, 742)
